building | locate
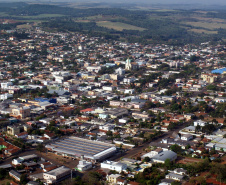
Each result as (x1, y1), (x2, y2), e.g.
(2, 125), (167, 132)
(11, 106), (30, 119)
(181, 134), (193, 141)
(7, 126), (20, 135)
(76, 160), (92, 171)
(194, 120), (207, 127)
(201, 73), (218, 83)
(43, 166), (71, 184)
(141, 148), (163, 159)
(107, 174), (122, 184)
(101, 161), (127, 172)
(45, 136), (116, 162)
(211, 68), (226, 74)
(12, 154), (38, 165)
(9, 170), (21, 181)
(165, 172), (184, 181)
(0, 137), (20, 156)
(125, 59), (132, 70)
(151, 151), (177, 163)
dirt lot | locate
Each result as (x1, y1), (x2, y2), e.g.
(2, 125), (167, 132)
(37, 151), (79, 169)
(176, 156), (203, 164)
(0, 179), (11, 185)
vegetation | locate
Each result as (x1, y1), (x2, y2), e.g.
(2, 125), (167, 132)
(0, 3), (226, 44)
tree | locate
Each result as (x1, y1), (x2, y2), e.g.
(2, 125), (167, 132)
(170, 144), (182, 154)
(36, 144), (45, 152)
(106, 131), (113, 137)
(0, 168), (7, 180)
(20, 174), (28, 185)
(143, 157), (150, 162)
(165, 158), (172, 169)
(195, 125), (201, 133)
(171, 181), (181, 185)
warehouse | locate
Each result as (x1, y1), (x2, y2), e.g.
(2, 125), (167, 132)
(151, 150), (177, 163)
(45, 136), (116, 162)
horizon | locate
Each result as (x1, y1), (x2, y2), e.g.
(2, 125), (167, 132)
(0, 0), (226, 5)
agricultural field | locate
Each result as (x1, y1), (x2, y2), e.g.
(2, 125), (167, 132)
(11, 14), (66, 19)
(16, 23), (33, 29)
(183, 21), (226, 30)
(96, 21), (146, 31)
(189, 28), (218, 34)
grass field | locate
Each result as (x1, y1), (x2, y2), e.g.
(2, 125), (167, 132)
(16, 23), (33, 29)
(97, 21), (146, 31)
(0, 12), (8, 16)
(189, 28), (218, 34)
(12, 14), (65, 19)
(184, 21), (226, 30)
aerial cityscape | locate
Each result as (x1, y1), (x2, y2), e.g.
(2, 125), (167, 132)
(0, 1), (225, 185)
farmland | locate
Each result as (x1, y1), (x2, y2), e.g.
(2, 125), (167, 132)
(0, 2), (226, 44)
(96, 21), (146, 31)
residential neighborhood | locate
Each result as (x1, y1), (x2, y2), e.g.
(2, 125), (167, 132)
(0, 19), (225, 185)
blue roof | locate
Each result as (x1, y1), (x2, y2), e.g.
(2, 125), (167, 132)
(211, 68), (226, 74)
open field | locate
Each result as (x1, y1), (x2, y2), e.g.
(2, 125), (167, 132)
(0, 179), (11, 185)
(189, 28), (218, 34)
(176, 156), (203, 164)
(183, 21), (226, 30)
(191, 16), (225, 23)
(0, 12), (8, 16)
(97, 21), (146, 31)
(12, 14), (66, 19)
(16, 23), (32, 29)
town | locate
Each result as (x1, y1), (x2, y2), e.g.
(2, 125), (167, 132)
(0, 22), (225, 185)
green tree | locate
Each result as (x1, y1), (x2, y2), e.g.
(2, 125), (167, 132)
(0, 168), (7, 180)
(170, 144), (182, 154)
(20, 174), (28, 184)
(143, 157), (150, 162)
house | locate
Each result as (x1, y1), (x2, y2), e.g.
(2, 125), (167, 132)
(181, 134), (193, 141)
(194, 120), (207, 127)
(44, 133), (55, 140)
(0, 138), (21, 156)
(165, 172), (184, 181)
(15, 132), (28, 139)
(107, 174), (121, 184)
(80, 108), (94, 114)
(173, 168), (187, 175)
(99, 124), (115, 131)
(184, 113), (194, 121)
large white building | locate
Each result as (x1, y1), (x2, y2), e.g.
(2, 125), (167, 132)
(101, 161), (127, 172)
(46, 136), (116, 162)
(151, 151), (177, 163)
